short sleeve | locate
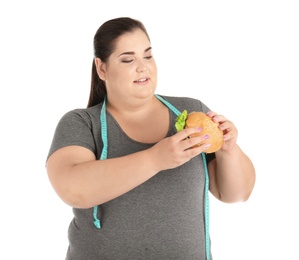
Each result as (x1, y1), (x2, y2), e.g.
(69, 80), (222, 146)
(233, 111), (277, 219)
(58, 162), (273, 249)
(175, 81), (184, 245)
(46, 110), (96, 161)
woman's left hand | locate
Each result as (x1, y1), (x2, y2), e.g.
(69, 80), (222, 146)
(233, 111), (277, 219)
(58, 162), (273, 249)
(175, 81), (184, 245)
(207, 111), (238, 152)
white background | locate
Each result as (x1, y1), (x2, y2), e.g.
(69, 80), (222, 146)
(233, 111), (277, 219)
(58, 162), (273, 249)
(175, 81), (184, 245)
(1, 1), (298, 259)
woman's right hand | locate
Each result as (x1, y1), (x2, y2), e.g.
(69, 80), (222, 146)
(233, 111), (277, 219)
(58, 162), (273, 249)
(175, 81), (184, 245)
(149, 127), (211, 172)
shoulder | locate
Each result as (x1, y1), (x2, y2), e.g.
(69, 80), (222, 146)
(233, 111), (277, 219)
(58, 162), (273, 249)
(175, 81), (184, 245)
(157, 94), (211, 113)
(47, 103), (103, 161)
(58, 103), (103, 126)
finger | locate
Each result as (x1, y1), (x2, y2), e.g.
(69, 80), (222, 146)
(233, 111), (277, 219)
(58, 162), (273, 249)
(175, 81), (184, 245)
(176, 127), (202, 141)
(206, 111), (217, 119)
(223, 127), (238, 140)
(219, 121), (235, 132)
(223, 131), (233, 141)
(184, 140), (212, 155)
(212, 115), (227, 123)
(182, 134), (211, 151)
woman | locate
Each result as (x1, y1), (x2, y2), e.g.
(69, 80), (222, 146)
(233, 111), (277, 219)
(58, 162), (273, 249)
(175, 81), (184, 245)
(46, 17), (255, 260)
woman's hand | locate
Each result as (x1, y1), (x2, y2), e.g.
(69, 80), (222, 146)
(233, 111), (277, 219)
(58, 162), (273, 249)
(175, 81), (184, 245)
(149, 127), (211, 171)
(206, 111), (256, 202)
(207, 111), (238, 152)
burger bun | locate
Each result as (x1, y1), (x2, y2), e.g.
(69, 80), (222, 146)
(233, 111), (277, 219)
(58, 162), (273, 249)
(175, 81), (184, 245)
(185, 111), (224, 153)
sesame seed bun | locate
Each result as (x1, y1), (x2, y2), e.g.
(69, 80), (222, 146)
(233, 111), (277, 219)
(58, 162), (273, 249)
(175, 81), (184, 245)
(185, 111), (224, 153)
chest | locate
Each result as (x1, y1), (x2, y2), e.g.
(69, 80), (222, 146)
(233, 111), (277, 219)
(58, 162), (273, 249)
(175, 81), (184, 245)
(103, 111), (176, 159)
(108, 108), (172, 144)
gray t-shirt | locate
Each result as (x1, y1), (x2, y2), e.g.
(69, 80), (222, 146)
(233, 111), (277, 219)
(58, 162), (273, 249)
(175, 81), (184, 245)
(47, 95), (214, 260)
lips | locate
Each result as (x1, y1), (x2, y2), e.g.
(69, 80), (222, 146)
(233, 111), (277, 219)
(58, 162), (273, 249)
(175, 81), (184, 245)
(134, 77), (149, 83)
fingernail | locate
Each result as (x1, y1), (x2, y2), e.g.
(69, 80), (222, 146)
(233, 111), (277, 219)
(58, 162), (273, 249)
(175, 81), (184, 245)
(204, 144), (211, 149)
(204, 134), (209, 139)
(198, 127), (202, 131)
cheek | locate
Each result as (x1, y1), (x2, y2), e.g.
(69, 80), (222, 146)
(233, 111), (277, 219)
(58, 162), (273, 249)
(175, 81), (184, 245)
(148, 59), (157, 71)
(150, 63), (158, 80)
(107, 67), (127, 81)
(110, 69), (134, 89)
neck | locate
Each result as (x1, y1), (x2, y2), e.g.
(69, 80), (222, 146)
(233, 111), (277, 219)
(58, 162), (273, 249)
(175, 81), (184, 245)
(106, 95), (158, 117)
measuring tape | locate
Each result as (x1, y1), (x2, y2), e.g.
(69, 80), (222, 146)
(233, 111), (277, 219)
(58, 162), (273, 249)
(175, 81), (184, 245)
(93, 95), (211, 260)
(155, 94), (211, 260)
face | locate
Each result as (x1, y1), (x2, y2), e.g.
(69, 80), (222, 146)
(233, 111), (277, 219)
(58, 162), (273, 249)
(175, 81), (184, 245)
(95, 29), (157, 105)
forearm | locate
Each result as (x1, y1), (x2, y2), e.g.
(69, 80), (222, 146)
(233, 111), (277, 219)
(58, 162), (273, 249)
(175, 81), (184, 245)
(50, 149), (158, 209)
(47, 127), (210, 209)
(213, 145), (256, 203)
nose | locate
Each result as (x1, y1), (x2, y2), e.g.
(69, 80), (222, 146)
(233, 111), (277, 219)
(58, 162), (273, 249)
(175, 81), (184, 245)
(136, 60), (148, 73)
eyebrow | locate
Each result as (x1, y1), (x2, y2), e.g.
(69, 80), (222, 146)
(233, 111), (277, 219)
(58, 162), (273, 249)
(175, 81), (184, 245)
(118, 47), (152, 57)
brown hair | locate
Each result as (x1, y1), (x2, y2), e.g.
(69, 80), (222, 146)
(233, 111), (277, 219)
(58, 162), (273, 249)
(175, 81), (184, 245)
(87, 17), (150, 107)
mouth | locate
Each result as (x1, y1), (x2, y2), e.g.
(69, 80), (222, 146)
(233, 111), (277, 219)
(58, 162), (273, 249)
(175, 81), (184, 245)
(134, 77), (149, 83)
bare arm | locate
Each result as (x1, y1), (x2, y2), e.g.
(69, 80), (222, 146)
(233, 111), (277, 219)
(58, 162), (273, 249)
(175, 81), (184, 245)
(207, 112), (256, 203)
(46, 127), (211, 208)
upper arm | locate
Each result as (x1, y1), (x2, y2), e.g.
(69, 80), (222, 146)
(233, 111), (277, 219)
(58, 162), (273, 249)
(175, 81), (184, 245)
(46, 145), (96, 204)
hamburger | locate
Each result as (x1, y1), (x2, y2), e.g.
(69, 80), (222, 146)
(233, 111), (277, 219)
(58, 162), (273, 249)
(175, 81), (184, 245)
(175, 110), (224, 153)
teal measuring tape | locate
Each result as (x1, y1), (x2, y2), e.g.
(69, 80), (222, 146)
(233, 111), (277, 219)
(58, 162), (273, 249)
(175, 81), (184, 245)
(155, 94), (211, 260)
(93, 97), (108, 229)
(93, 95), (211, 260)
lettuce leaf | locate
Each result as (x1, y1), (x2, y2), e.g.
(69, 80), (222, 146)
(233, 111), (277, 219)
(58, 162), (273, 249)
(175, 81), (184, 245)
(175, 110), (188, 132)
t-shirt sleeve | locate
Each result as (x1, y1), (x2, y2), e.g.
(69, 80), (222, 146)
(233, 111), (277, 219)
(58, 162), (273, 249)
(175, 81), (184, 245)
(46, 110), (96, 161)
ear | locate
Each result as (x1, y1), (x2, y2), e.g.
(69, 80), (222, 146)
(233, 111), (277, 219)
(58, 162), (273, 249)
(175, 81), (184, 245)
(95, 58), (107, 80)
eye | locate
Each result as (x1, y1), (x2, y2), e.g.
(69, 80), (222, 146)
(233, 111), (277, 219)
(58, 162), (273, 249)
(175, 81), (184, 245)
(145, 55), (152, 60)
(122, 59), (134, 63)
